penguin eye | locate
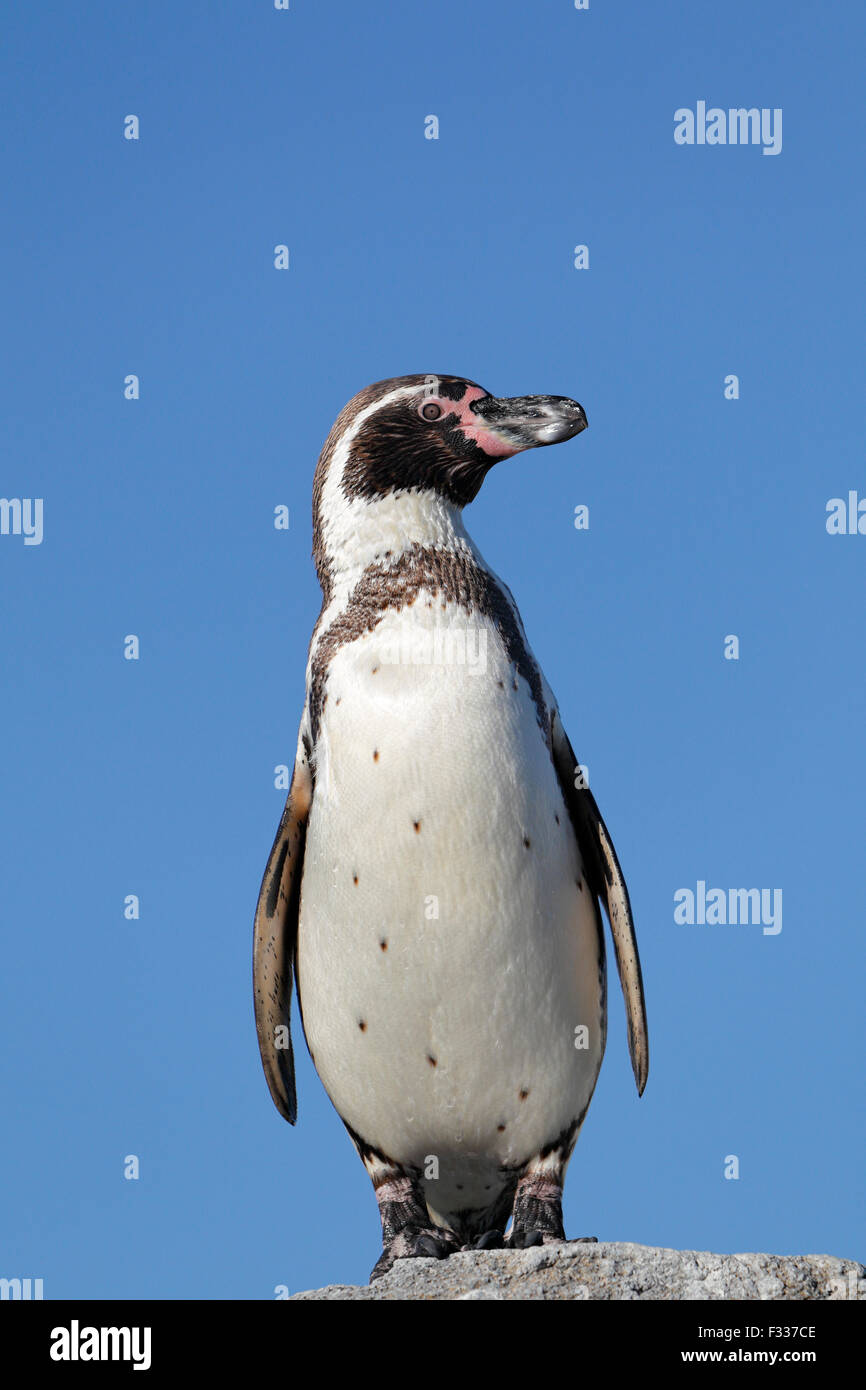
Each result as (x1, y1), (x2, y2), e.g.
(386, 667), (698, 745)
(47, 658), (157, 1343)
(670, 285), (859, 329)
(420, 401), (442, 421)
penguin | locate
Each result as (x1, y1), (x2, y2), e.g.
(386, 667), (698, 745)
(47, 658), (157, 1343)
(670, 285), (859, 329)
(253, 373), (647, 1281)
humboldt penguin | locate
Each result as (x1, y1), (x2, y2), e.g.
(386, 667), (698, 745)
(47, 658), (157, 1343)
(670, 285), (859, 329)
(253, 374), (647, 1280)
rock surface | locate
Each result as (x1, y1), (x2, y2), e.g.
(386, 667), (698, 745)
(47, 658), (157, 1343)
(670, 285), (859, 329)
(289, 1241), (865, 1301)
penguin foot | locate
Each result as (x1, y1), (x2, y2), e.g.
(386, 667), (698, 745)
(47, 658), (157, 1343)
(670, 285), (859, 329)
(470, 1229), (505, 1250)
(369, 1227), (460, 1282)
(507, 1230), (597, 1249)
(507, 1227), (564, 1250)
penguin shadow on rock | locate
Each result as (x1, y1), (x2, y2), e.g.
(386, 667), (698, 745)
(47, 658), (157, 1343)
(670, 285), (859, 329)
(252, 373), (647, 1281)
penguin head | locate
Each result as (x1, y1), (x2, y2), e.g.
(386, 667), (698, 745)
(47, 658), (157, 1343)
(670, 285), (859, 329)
(312, 374), (587, 593)
(324, 374), (587, 510)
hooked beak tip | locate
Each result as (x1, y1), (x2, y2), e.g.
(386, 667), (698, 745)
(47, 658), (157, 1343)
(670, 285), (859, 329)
(471, 394), (588, 449)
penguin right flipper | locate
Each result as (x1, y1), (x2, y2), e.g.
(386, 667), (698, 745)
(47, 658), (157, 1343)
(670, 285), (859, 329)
(253, 745), (313, 1125)
(551, 714), (649, 1097)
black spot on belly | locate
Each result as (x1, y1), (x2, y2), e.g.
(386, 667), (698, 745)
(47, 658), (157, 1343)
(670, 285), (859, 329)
(497, 679), (504, 689)
(497, 1123), (506, 1133)
(427, 1054), (437, 1068)
(519, 1089), (529, 1101)
(358, 1020), (367, 1032)
(373, 748), (379, 761)
(523, 837), (531, 850)
(380, 938), (388, 951)
(413, 820), (421, 833)
(371, 666), (379, 674)
(353, 874), (359, 885)
(555, 813), (560, 825)
(576, 878), (583, 892)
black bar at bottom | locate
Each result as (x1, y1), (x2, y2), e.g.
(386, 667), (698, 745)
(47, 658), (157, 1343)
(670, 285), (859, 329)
(2, 1296), (860, 1376)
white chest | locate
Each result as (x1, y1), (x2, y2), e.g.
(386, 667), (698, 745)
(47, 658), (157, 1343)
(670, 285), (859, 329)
(296, 596), (604, 1198)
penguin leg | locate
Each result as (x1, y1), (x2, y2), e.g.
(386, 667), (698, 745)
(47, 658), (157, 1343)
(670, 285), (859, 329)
(370, 1175), (461, 1282)
(507, 1171), (567, 1248)
(341, 1121), (461, 1280)
(506, 1119), (587, 1250)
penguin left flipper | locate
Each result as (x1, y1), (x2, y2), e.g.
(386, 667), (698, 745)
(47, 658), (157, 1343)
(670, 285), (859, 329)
(253, 744), (313, 1125)
(551, 713), (649, 1097)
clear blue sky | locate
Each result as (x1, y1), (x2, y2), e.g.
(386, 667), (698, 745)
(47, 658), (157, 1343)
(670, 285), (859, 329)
(2, 1), (863, 1297)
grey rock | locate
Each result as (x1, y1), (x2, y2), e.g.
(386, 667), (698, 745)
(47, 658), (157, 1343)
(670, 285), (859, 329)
(288, 1241), (866, 1301)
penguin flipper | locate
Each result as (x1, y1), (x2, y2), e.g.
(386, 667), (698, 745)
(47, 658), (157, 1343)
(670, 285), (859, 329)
(552, 714), (649, 1096)
(253, 749), (313, 1124)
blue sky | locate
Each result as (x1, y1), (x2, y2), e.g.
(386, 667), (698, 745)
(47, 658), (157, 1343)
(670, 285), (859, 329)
(1, 0), (863, 1297)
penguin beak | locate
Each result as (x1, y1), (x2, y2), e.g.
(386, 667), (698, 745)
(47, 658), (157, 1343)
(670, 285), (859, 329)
(469, 394), (588, 450)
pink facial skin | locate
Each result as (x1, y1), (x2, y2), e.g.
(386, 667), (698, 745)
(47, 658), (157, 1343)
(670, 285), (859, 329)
(420, 384), (521, 459)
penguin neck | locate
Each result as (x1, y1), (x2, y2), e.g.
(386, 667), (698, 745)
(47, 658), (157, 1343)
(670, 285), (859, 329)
(319, 488), (483, 603)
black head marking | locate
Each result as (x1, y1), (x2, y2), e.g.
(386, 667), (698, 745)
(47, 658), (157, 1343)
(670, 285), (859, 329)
(340, 375), (495, 509)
